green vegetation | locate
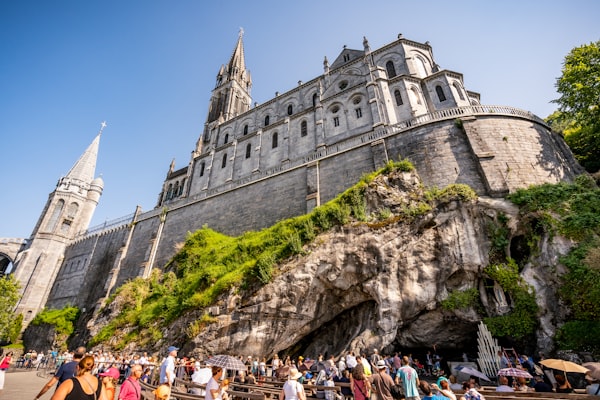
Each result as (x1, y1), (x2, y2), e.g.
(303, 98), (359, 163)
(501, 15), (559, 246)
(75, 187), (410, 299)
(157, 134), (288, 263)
(30, 306), (80, 350)
(508, 176), (600, 351)
(483, 259), (539, 340)
(30, 306), (80, 337)
(91, 159), (420, 346)
(0, 275), (21, 343)
(441, 288), (480, 311)
(425, 184), (478, 203)
(551, 40), (600, 173)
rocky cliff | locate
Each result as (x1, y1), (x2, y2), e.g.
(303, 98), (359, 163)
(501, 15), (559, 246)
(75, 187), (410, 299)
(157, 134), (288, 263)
(87, 168), (575, 358)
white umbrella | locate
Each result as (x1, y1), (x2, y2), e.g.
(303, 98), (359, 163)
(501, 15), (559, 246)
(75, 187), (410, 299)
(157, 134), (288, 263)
(455, 365), (491, 381)
(206, 355), (248, 371)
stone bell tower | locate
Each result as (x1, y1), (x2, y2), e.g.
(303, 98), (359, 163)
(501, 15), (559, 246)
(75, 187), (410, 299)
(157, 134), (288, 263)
(195, 28), (252, 155)
(12, 123), (105, 327)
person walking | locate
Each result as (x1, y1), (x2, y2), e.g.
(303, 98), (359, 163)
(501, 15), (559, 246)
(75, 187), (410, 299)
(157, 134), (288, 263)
(280, 368), (306, 400)
(370, 360), (395, 400)
(0, 351), (13, 395)
(351, 364), (371, 400)
(159, 346), (178, 387)
(35, 346), (86, 400)
(395, 356), (420, 400)
(50, 355), (107, 400)
(206, 366), (224, 400)
(100, 367), (120, 400)
(119, 364), (142, 400)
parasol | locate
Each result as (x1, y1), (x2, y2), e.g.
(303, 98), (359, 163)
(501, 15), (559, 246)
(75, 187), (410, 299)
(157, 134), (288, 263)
(539, 359), (589, 374)
(455, 365), (491, 381)
(498, 368), (533, 379)
(206, 355), (248, 371)
(276, 365), (290, 379)
(583, 362), (600, 381)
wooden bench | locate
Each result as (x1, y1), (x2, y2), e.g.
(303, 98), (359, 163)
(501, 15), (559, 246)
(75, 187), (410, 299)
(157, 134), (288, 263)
(479, 389), (596, 400)
(140, 380), (266, 400)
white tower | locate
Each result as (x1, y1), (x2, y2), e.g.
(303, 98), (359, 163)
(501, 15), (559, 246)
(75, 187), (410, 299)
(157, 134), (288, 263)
(13, 123), (105, 326)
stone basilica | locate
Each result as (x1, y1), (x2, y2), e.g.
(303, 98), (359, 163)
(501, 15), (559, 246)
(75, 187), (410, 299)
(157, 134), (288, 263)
(0, 31), (582, 330)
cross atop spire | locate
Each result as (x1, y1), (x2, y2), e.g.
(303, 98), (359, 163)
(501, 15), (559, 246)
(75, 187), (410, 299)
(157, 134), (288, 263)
(239, 27), (244, 38)
(99, 121), (107, 135)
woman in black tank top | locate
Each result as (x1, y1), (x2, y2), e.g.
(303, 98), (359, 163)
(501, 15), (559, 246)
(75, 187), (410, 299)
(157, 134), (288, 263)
(51, 355), (106, 400)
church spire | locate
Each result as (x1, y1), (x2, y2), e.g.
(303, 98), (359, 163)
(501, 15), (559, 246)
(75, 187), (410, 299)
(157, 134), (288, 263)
(227, 28), (246, 81)
(64, 122), (103, 183)
(205, 30), (252, 127)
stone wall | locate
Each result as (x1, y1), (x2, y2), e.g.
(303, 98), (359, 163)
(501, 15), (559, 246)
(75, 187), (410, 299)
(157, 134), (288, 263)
(44, 111), (583, 320)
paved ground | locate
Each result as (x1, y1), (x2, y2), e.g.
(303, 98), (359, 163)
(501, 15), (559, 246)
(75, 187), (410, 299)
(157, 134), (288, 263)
(2, 369), (53, 399)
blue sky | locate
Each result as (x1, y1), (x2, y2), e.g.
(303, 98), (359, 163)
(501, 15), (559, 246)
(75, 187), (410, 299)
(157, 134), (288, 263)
(1, 1), (599, 239)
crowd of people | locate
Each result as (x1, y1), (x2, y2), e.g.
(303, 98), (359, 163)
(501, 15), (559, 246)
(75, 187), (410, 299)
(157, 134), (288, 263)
(1, 344), (598, 400)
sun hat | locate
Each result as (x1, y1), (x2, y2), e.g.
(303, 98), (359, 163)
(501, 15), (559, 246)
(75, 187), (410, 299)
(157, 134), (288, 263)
(99, 367), (120, 380)
(290, 367), (303, 380)
(167, 346), (179, 353)
(377, 360), (386, 369)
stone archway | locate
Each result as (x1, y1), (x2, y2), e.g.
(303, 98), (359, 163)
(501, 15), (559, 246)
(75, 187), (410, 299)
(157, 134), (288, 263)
(0, 238), (26, 275)
(0, 252), (13, 275)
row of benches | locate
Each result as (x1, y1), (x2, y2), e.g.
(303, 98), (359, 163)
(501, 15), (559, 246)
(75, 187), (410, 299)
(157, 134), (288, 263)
(139, 379), (598, 400)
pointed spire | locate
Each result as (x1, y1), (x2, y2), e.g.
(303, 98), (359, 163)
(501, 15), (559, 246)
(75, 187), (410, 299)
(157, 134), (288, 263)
(227, 27), (246, 80)
(65, 123), (102, 183)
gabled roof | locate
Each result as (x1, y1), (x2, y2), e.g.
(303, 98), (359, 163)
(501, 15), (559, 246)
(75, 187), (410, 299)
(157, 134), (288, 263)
(330, 47), (365, 70)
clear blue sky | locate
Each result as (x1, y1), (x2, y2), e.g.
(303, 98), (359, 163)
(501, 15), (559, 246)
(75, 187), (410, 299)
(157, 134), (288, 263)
(1, 1), (599, 239)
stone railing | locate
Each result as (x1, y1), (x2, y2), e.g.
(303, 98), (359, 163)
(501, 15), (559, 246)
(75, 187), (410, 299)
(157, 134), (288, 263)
(93, 105), (545, 232)
(0, 237), (27, 245)
(191, 105), (544, 201)
(75, 212), (136, 239)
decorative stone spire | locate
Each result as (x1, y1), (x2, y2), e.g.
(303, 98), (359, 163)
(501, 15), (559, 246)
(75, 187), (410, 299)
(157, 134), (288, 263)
(363, 36), (371, 53)
(64, 122), (103, 184)
(323, 56), (330, 75)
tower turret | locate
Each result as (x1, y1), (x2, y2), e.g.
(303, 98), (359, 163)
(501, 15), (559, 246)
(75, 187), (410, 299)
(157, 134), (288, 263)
(199, 29), (252, 154)
(12, 123), (105, 327)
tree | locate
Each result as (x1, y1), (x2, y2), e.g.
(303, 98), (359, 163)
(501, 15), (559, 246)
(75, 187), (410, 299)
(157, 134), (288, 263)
(0, 275), (21, 342)
(553, 40), (600, 173)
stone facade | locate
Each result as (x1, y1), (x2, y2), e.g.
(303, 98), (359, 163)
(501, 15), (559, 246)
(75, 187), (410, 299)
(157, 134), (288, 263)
(35, 33), (582, 325)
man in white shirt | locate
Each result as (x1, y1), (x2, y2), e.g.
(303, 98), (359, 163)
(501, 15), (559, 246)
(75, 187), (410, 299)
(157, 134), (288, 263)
(160, 346), (179, 387)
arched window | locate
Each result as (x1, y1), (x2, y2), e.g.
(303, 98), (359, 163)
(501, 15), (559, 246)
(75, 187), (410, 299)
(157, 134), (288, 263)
(312, 93), (318, 107)
(222, 153), (227, 168)
(246, 143), (251, 159)
(264, 115), (270, 126)
(224, 134), (229, 144)
(178, 179), (185, 195)
(287, 105), (293, 115)
(173, 181), (179, 197)
(453, 82), (465, 100)
(394, 90), (403, 106)
(243, 124), (248, 135)
(435, 85), (446, 102)
(272, 132), (278, 148)
(47, 199), (64, 232)
(301, 121), (308, 137)
(67, 202), (79, 218)
(167, 184), (173, 200)
(199, 162), (205, 177)
(415, 56), (427, 77)
(410, 87), (422, 105)
(386, 61), (397, 78)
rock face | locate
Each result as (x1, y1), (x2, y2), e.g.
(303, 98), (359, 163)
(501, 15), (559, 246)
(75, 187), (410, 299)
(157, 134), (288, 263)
(88, 169), (571, 358)
(172, 171), (565, 358)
